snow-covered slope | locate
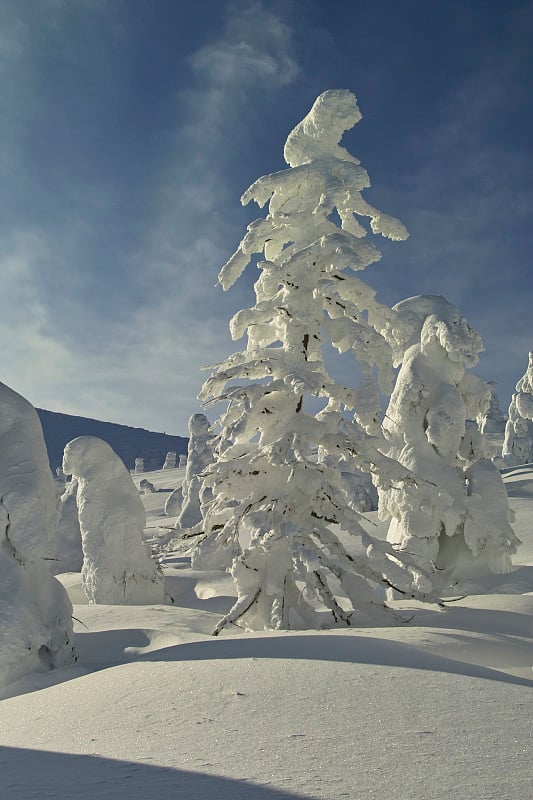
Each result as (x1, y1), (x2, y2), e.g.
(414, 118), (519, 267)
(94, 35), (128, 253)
(0, 465), (532, 800)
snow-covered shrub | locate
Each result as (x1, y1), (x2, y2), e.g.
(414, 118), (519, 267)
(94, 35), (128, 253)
(380, 295), (519, 584)
(63, 436), (164, 605)
(503, 352), (533, 466)
(134, 457), (144, 473)
(198, 90), (441, 633)
(139, 478), (157, 494)
(0, 381), (75, 688)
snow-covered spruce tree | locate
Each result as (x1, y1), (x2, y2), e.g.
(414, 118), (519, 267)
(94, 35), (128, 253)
(503, 352), (533, 466)
(63, 436), (165, 604)
(379, 295), (520, 584)
(0, 381), (75, 688)
(197, 90), (441, 633)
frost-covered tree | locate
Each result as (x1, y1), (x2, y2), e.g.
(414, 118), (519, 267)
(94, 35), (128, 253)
(0, 381), (75, 688)
(163, 451), (177, 470)
(63, 436), (165, 604)
(164, 413), (215, 526)
(179, 414), (216, 533)
(478, 381), (506, 435)
(503, 352), (533, 466)
(380, 295), (519, 583)
(197, 90), (441, 633)
(48, 477), (84, 574)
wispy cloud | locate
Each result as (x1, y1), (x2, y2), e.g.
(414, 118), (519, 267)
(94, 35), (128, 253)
(101, 2), (301, 430)
(0, 231), (75, 408)
(0, 1), (300, 432)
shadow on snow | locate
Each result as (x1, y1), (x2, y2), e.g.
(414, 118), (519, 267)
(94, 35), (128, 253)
(0, 746), (310, 800)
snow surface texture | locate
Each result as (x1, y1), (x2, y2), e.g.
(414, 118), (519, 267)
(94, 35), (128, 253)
(0, 381), (75, 688)
(198, 90), (442, 633)
(503, 351), (533, 465)
(380, 295), (519, 584)
(1, 462), (531, 800)
(63, 436), (164, 605)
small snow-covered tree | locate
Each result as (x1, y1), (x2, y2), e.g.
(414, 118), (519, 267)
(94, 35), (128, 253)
(379, 295), (519, 584)
(503, 352), (533, 466)
(0, 381), (75, 688)
(63, 436), (165, 604)
(197, 90), (441, 633)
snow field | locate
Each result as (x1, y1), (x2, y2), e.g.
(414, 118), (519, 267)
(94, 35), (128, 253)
(0, 464), (531, 800)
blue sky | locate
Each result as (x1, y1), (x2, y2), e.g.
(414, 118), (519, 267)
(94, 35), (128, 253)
(1, 0), (532, 435)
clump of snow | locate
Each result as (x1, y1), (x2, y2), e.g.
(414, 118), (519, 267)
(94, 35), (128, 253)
(134, 457), (144, 473)
(503, 352), (533, 466)
(0, 381), (75, 688)
(63, 436), (165, 605)
(380, 295), (519, 586)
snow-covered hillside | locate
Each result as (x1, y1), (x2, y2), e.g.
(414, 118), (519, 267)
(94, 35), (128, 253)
(0, 464), (531, 800)
(37, 408), (188, 472)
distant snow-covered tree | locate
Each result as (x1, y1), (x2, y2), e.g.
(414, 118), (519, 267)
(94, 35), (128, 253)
(179, 414), (214, 530)
(164, 414), (216, 527)
(197, 90), (441, 634)
(503, 352), (533, 466)
(478, 381), (506, 435)
(63, 436), (165, 604)
(0, 382), (75, 688)
(163, 451), (177, 470)
(379, 295), (519, 584)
